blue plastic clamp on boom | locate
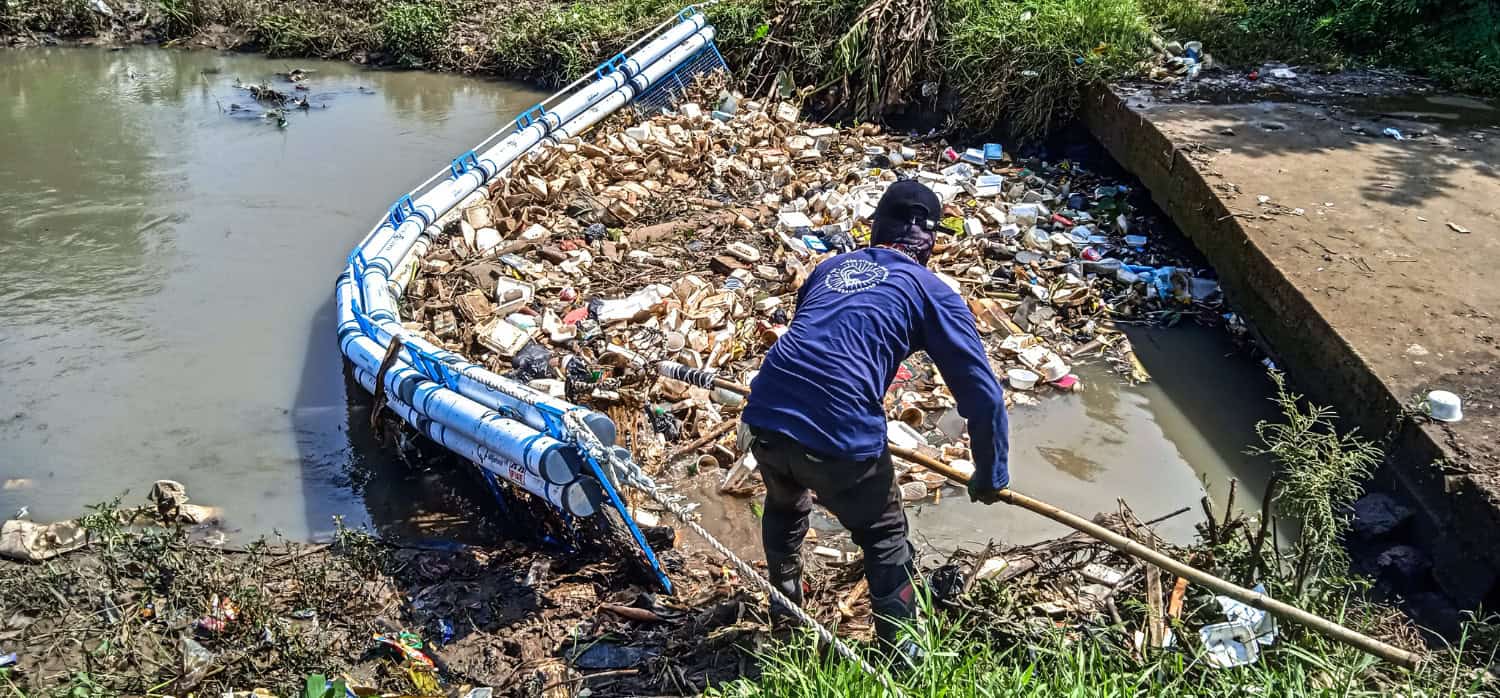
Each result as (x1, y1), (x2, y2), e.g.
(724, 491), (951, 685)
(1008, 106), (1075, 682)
(677, 6), (700, 21)
(595, 52), (631, 80)
(348, 291), (379, 341)
(402, 343), (463, 392)
(346, 252), (369, 298)
(515, 104), (550, 134)
(386, 194), (433, 229)
(449, 150), (483, 180)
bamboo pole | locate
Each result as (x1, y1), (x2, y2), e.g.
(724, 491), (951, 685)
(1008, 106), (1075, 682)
(887, 444), (1422, 669)
(655, 361), (1424, 668)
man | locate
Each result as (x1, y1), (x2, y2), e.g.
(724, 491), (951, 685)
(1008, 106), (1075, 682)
(742, 179), (1011, 648)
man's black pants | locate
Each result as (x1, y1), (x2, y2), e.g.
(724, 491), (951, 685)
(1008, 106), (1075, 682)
(749, 428), (916, 642)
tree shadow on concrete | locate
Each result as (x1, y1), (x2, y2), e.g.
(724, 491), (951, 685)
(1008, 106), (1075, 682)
(1136, 92), (1500, 211)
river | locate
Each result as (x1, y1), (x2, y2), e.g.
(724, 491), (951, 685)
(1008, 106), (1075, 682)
(1, 47), (1280, 554)
(0, 47), (546, 540)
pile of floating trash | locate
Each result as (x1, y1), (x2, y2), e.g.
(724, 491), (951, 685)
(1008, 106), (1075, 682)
(401, 81), (1225, 508)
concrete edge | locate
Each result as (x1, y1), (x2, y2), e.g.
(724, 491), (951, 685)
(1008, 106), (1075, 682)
(1081, 82), (1500, 609)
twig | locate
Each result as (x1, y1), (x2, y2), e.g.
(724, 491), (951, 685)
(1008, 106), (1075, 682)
(267, 542), (330, 568)
(1142, 506), (1191, 527)
(837, 578), (869, 619)
(1221, 478), (1238, 533)
(1248, 475), (1279, 582)
(540, 669), (639, 692)
(1200, 495), (1219, 546)
(666, 418), (739, 461)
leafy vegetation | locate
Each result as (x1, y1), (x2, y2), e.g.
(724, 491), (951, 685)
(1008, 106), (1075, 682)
(3, 0), (1494, 135)
(378, 0), (449, 67)
(712, 610), (1496, 696)
(1, 0), (99, 36)
(712, 376), (1499, 696)
(1250, 370), (1381, 590)
(1148, 0), (1500, 95)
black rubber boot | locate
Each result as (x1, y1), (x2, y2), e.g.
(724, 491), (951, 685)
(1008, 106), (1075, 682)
(767, 555), (805, 631)
(870, 577), (917, 647)
(868, 558), (924, 668)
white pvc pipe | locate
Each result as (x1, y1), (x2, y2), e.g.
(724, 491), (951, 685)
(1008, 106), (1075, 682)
(549, 26), (716, 143)
(355, 14), (707, 282)
(346, 27), (719, 446)
(344, 24), (718, 449)
(338, 13), (724, 521)
(353, 367), (600, 516)
(338, 277), (581, 485)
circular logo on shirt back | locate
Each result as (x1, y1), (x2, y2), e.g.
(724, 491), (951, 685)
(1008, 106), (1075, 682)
(824, 258), (889, 294)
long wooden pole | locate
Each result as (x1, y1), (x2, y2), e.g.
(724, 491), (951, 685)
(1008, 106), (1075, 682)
(657, 362), (1422, 668)
(885, 445), (1420, 668)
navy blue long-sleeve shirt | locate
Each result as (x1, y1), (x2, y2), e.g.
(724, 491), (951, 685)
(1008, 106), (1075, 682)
(743, 248), (1011, 492)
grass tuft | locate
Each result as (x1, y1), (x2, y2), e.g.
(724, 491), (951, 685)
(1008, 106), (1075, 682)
(378, 0), (449, 67)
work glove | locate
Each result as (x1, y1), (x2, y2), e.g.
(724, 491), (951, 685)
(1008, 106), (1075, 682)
(967, 475), (1002, 505)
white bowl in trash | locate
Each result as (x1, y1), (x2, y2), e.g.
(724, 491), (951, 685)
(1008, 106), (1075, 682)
(1039, 356), (1072, 382)
(1007, 368), (1040, 390)
(1427, 390), (1463, 422)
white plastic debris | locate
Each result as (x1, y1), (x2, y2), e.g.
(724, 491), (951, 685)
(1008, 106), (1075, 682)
(975, 557), (1009, 581)
(886, 420), (928, 451)
(1199, 584), (1279, 668)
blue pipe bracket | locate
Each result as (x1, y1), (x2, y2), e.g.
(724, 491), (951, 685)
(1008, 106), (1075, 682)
(386, 194), (432, 229)
(515, 104), (550, 134)
(449, 150), (482, 180)
(595, 52), (631, 80)
(404, 344), (463, 391)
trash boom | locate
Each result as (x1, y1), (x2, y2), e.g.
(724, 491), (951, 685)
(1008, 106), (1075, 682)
(336, 6), (724, 590)
(337, 276), (581, 487)
(350, 367), (601, 516)
(349, 22), (718, 446)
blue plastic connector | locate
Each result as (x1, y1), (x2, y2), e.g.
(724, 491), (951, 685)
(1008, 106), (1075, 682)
(595, 52), (630, 80)
(386, 194), (430, 229)
(515, 104), (549, 134)
(449, 150), (482, 179)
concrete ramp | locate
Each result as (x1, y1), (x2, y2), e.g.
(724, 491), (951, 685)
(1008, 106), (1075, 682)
(1085, 81), (1500, 612)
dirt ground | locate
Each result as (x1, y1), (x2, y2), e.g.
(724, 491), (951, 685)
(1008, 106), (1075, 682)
(1087, 75), (1500, 608)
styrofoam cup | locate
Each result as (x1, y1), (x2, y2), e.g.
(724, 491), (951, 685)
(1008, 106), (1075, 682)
(1427, 390), (1463, 422)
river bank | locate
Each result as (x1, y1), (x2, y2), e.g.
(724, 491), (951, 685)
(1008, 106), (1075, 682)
(4, 1), (1496, 139)
(3, 402), (1493, 698)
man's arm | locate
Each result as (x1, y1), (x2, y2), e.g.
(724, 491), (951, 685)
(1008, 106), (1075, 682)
(921, 290), (1010, 499)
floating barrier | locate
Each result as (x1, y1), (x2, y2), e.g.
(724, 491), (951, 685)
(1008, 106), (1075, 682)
(337, 5), (726, 591)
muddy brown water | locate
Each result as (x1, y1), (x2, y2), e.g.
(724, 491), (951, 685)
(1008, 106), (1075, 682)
(688, 324), (1285, 563)
(2, 47), (1280, 562)
(0, 47), (546, 540)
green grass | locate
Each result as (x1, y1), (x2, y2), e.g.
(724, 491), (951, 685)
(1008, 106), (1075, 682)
(711, 598), (1496, 697)
(942, 0), (1159, 137)
(379, 0), (450, 67)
